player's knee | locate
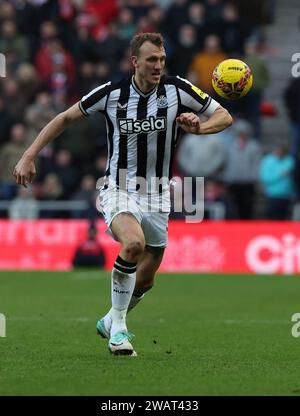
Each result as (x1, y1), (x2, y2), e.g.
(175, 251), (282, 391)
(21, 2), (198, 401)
(123, 239), (145, 261)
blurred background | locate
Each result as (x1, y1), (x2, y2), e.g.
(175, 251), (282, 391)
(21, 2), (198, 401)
(0, 0), (299, 273)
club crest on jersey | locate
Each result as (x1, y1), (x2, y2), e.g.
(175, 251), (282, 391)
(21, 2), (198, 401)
(156, 95), (168, 108)
(118, 116), (166, 134)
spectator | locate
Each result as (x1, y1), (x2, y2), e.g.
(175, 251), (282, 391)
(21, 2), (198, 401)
(69, 22), (100, 66)
(205, 0), (224, 25)
(72, 222), (105, 267)
(164, 0), (189, 43)
(0, 123), (28, 199)
(111, 50), (132, 82)
(186, 2), (209, 48)
(78, 62), (99, 95)
(147, 6), (166, 32)
(52, 149), (79, 198)
(284, 77), (300, 158)
(0, 1), (16, 22)
(177, 132), (226, 179)
(177, 131), (226, 215)
(31, 20), (60, 59)
(71, 174), (97, 219)
(2, 78), (27, 120)
(0, 97), (13, 147)
(117, 8), (136, 41)
(9, 186), (39, 219)
(35, 38), (77, 103)
(219, 3), (247, 55)
(125, 0), (155, 22)
(0, 19), (30, 70)
(259, 145), (296, 220)
(56, 114), (103, 161)
(25, 91), (57, 144)
(170, 24), (198, 77)
(284, 77), (300, 197)
(135, 15), (156, 34)
(39, 173), (63, 218)
(80, 0), (119, 41)
(40, 173), (63, 201)
(188, 34), (227, 94)
(17, 1), (59, 43)
(241, 39), (270, 139)
(223, 119), (262, 219)
(96, 21), (127, 72)
(94, 61), (111, 85)
(204, 179), (236, 219)
(15, 63), (41, 105)
(87, 155), (108, 180)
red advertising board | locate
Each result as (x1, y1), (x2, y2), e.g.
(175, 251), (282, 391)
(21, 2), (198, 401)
(0, 220), (299, 274)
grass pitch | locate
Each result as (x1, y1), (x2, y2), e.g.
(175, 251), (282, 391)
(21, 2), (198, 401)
(1, 271), (300, 396)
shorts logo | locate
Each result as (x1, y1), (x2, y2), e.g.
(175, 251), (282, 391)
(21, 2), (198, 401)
(119, 116), (166, 134)
(157, 95), (168, 108)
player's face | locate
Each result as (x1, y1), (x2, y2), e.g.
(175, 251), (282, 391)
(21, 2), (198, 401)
(132, 41), (166, 88)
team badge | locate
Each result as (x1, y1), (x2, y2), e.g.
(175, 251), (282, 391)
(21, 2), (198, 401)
(157, 95), (168, 108)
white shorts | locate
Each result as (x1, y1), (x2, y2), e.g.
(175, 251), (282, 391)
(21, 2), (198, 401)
(98, 186), (170, 247)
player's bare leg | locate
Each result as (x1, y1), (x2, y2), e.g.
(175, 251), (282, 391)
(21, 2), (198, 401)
(97, 213), (145, 355)
(128, 245), (165, 310)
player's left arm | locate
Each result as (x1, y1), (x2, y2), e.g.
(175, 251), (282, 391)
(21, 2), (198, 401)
(174, 76), (232, 135)
(176, 106), (232, 135)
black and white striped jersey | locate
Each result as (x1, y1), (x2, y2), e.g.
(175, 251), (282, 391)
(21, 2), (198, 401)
(79, 75), (220, 193)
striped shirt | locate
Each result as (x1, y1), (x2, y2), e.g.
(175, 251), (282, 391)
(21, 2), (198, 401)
(79, 75), (220, 193)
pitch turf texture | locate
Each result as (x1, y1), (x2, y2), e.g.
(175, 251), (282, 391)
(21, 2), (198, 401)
(1, 271), (300, 396)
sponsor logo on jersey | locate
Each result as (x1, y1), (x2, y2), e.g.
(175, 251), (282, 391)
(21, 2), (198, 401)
(118, 116), (166, 134)
(117, 102), (128, 109)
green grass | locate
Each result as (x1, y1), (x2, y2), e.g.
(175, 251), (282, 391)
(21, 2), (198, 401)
(1, 271), (300, 396)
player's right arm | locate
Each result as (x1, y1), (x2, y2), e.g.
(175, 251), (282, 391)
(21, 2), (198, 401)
(13, 102), (84, 187)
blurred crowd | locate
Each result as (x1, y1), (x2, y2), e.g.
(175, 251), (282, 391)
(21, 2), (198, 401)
(1, 0), (295, 221)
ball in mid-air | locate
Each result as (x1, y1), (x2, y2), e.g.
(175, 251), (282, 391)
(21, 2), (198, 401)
(212, 59), (253, 99)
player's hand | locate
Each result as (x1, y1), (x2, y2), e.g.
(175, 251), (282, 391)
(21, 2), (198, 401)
(13, 156), (36, 187)
(176, 113), (201, 134)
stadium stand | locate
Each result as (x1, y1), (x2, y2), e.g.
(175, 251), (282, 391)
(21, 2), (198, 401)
(0, 0), (295, 220)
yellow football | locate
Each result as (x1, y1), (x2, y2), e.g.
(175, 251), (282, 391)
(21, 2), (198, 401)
(212, 58), (253, 99)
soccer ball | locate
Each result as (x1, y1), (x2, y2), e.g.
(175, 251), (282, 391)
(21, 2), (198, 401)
(212, 59), (253, 99)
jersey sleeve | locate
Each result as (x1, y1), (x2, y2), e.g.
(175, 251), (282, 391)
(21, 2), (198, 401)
(175, 76), (220, 117)
(79, 81), (111, 116)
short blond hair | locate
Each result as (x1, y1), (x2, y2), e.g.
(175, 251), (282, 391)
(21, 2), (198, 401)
(130, 32), (165, 56)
